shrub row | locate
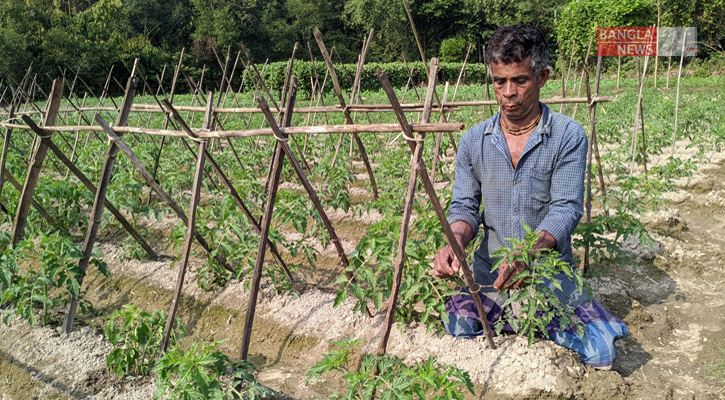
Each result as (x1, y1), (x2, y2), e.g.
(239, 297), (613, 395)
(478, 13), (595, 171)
(254, 61), (490, 96)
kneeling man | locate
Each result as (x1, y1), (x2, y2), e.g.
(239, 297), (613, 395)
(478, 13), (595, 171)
(433, 24), (628, 370)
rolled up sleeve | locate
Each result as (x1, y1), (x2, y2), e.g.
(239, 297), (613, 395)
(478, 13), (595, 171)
(536, 123), (587, 253)
(448, 132), (483, 238)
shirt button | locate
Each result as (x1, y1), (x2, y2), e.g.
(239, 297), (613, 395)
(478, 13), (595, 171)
(513, 180), (519, 186)
(513, 209), (518, 215)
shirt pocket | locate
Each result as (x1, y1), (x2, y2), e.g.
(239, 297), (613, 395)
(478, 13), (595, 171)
(530, 167), (552, 203)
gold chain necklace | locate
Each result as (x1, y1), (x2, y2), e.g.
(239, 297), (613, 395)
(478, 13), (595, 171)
(501, 111), (542, 136)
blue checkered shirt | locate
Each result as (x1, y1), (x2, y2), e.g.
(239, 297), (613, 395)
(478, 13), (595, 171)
(448, 103), (589, 308)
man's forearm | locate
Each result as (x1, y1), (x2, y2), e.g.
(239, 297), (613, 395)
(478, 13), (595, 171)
(450, 220), (475, 250)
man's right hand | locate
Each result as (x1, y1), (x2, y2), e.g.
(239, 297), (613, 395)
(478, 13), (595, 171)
(433, 245), (460, 278)
(433, 221), (474, 279)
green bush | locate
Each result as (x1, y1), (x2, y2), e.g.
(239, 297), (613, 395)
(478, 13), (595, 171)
(104, 305), (184, 378)
(257, 60), (489, 97)
(308, 338), (474, 399)
(153, 340), (274, 400)
(440, 37), (468, 63)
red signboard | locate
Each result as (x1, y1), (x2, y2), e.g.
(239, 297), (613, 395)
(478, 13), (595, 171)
(597, 27), (657, 56)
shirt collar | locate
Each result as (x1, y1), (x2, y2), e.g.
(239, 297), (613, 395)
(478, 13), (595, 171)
(483, 102), (552, 137)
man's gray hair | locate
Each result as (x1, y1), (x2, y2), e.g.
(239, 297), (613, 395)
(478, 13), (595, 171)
(485, 24), (549, 75)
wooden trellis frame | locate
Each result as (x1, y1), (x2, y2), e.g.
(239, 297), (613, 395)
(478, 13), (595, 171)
(0, 40), (614, 372)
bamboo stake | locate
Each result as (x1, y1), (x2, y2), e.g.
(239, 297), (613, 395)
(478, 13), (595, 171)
(314, 28), (379, 200)
(0, 104), (15, 214)
(572, 36), (594, 120)
(158, 92), (214, 356)
(671, 32), (688, 156)
(654, 0), (660, 89)
(239, 90), (291, 361)
(149, 48), (185, 199)
(377, 58), (439, 358)
(22, 115), (156, 262)
(432, 42), (472, 178)
(617, 56), (622, 89)
(558, 41), (567, 103)
(630, 52), (650, 174)
(562, 40), (576, 113)
(378, 69), (496, 350)
(161, 101), (293, 284)
(63, 77), (157, 334)
(2, 169), (61, 230)
(431, 82), (449, 182)
(483, 46), (493, 119)
(11, 80), (63, 247)
(0, 121), (467, 138)
(241, 44), (280, 113)
(666, 56), (672, 89)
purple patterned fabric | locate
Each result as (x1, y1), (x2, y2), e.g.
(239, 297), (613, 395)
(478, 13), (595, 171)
(443, 286), (630, 368)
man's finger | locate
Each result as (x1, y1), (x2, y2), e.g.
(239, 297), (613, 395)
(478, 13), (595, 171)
(493, 262), (512, 290)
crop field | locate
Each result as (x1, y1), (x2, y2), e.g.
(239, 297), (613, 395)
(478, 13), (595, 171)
(0, 57), (724, 400)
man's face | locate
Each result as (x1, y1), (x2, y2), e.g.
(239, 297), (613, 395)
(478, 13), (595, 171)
(490, 57), (550, 122)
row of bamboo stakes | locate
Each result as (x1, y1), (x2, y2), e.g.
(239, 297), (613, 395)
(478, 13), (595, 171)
(1, 25), (682, 374)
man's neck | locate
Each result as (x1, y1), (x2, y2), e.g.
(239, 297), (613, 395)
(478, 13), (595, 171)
(501, 103), (542, 131)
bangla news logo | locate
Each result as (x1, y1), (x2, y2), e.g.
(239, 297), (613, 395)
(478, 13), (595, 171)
(597, 27), (697, 57)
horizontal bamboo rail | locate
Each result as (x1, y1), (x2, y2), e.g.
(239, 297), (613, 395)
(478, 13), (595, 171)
(0, 122), (466, 138)
(2, 96), (612, 117)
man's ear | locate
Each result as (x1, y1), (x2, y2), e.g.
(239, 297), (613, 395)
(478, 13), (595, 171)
(537, 66), (551, 88)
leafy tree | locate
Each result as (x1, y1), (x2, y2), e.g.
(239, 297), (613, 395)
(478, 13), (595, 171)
(556, 0), (655, 61)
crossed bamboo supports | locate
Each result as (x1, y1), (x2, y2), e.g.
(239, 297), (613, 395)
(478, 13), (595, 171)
(375, 59), (496, 355)
(0, 48), (617, 370)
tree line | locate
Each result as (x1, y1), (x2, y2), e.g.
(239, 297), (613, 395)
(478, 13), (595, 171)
(0, 0), (723, 95)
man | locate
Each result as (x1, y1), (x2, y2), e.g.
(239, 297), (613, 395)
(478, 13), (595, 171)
(433, 24), (628, 370)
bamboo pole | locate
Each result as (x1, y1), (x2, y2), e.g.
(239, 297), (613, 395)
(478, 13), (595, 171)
(378, 69), (496, 350)
(2, 169), (61, 230)
(63, 77), (157, 334)
(239, 90), (291, 361)
(0, 104), (15, 214)
(0, 121), (467, 138)
(432, 43), (472, 178)
(617, 56), (622, 89)
(22, 115), (156, 261)
(377, 58), (438, 358)
(630, 52), (650, 174)
(671, 32), (688, 156)
(558, 41), (567, 103)
(431, 82), (449, 183)
(11, 80), (63, 247)
(572, 36), (594, 120)
(314, 28), (379, 200)
(562, 40), (576, 113)
(158, 92), (214, 356)
(149, 48), (185, 199)
(654, 0), (660, 89)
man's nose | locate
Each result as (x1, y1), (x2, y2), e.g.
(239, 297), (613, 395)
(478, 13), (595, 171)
(502, 81), (516, 97)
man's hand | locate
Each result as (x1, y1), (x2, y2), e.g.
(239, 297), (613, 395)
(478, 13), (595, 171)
(493, 230), (556, 290)
(433, 245), (460, 278)
(432, 221), (474, 279)
(493, 259), (530, 290)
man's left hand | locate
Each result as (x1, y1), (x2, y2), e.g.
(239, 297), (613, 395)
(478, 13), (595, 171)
(493, 259), (530, 290)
